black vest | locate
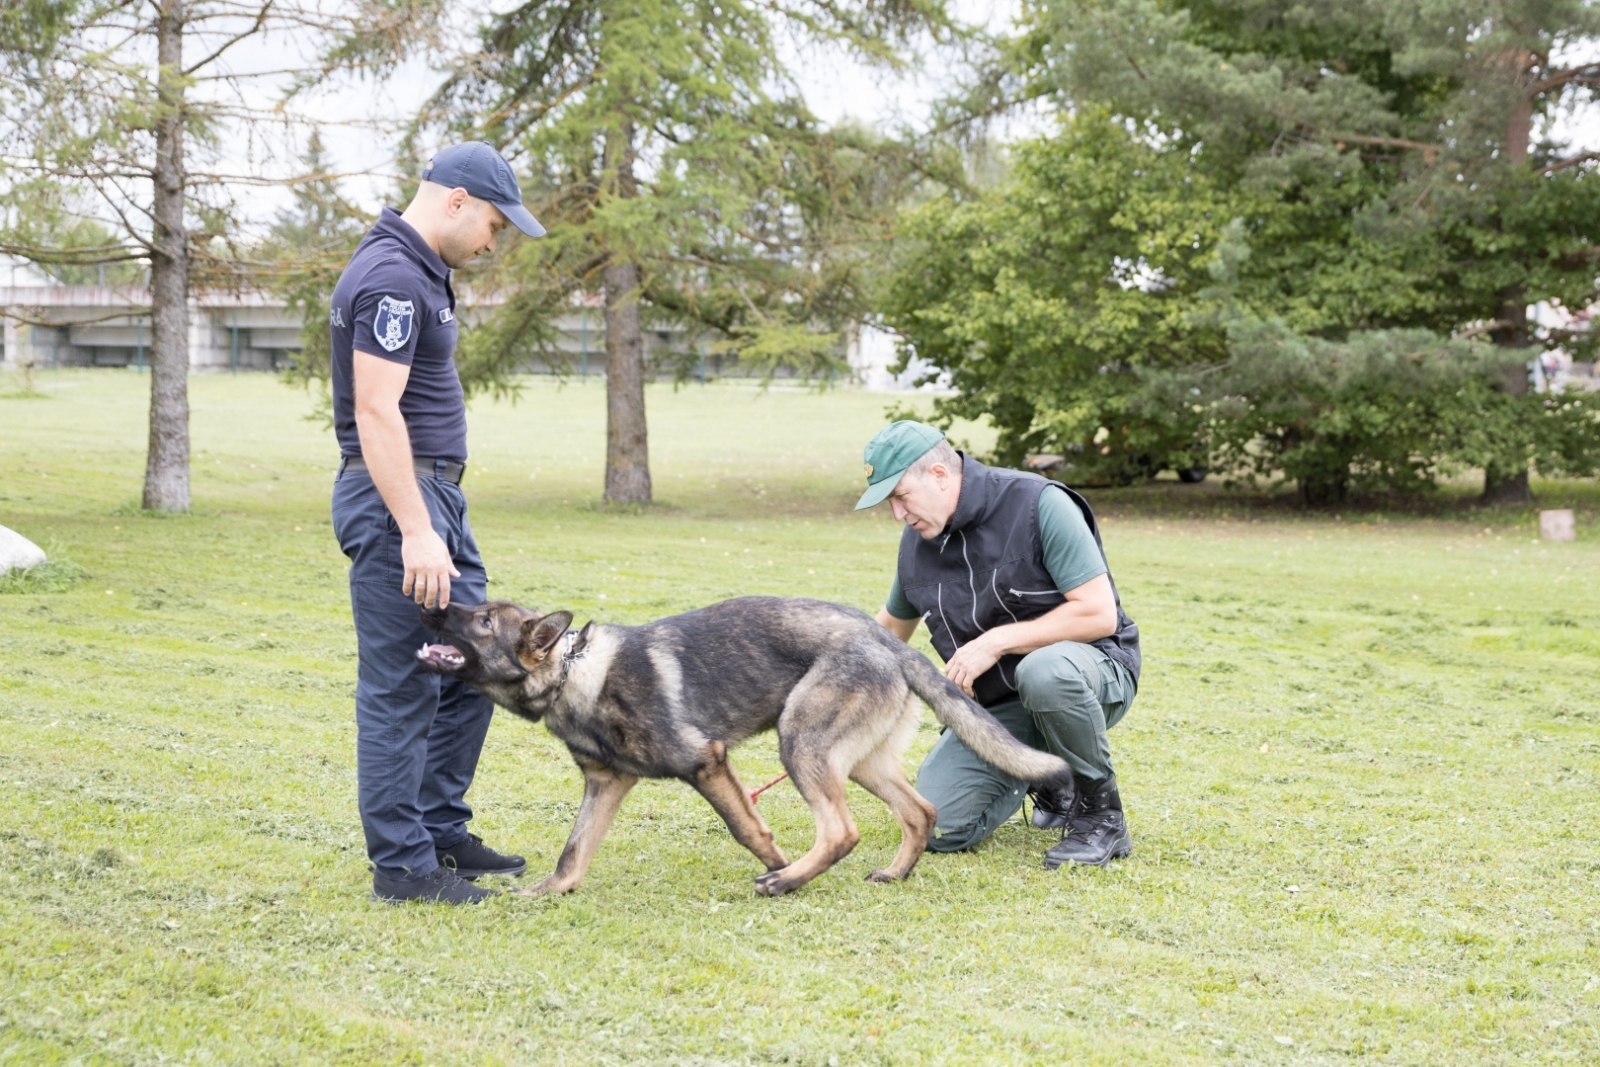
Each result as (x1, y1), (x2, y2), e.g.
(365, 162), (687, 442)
(895, 455), (1141, 708)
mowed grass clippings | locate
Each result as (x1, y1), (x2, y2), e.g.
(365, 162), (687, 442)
(0, 369), (1596, 1066)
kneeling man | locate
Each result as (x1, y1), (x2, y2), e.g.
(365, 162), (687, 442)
(857, 422), (1141, 868)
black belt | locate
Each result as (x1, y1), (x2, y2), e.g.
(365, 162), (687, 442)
(340, 455), (465, 485)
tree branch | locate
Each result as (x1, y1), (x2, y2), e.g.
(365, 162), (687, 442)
(1329, 133), (1440, 165)
(1557, 245), (1600, 269)
(182, 0), (276, 75)
(1532, 63), (1600, 94)
(1454, 319), (1510, 341)
(1542, 151), (1600, 175)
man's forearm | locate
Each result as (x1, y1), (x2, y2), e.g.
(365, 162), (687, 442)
(979, 598), (1117, 656)
(354, 406), (433, 535)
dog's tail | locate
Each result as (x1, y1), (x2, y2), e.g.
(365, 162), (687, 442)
(902, 651), (1072, 786)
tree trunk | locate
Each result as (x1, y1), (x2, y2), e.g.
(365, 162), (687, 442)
(1481, 72), (1535, 506)
(602, 122), (651, 505)
(143, 0), (191, 512)
(1484, 286), (1533, 505)
(1504, 97), (1531, 166)
(603, 259), (651, 504)
(1298, 474), (1348, 508)
(1483, 464), (1531, 505)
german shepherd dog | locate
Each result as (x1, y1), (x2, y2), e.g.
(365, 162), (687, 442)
(417, 596), (1070, 896)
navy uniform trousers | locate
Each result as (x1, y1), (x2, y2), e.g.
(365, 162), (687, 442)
(331, 466), (493, 880)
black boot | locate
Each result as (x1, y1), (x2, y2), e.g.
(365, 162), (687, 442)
(1028, 781), (1077, 830)
(372, 865), (498, 905)
(1044, 773), (1132, 869)
(436, 833), (527, 879)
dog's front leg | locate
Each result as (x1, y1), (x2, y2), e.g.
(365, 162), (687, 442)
(518, 766), (637, 895)
(690, 743), (789, 873)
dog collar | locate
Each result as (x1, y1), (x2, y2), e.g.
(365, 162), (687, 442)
(555, 629), (587, 691)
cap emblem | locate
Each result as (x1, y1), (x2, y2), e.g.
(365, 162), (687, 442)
(864, 462), (874, 480)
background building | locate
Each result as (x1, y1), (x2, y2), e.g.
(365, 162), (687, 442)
(0, 268), (941, 390)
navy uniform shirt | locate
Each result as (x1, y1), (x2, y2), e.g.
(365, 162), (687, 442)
(329, 207), (466, 462)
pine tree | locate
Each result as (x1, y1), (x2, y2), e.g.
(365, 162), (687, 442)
(1047, 0), (1600, 501)
(901, 0), (1600, 500)
(421, 0), (948, 504)
(263, 133), (373, 405)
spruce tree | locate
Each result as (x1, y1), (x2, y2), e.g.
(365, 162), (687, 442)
(422, 0), (946, 504)
(900, 0), (1600, 500)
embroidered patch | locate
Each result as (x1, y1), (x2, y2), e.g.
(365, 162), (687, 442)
(864, 462), (874, 479)
(372, 296), (415, 353)
(329, 305), (346, 328)
(439, 308), (455, 324)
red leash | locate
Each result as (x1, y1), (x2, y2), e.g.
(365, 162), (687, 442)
(748, 772), (789, 804)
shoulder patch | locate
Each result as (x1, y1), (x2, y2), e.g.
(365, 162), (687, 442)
(372, 296), (416, 352)
(439, 308), (454, 324)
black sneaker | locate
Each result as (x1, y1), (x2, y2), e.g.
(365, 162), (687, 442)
(372, 865), (498, 905)
(1044, 773), (1133, 869)
(436, 833), (527, 879)
(1028, 781), (1077, 830)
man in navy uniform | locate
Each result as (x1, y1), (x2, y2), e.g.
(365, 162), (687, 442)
(329, 142), (546, 904)
(857, 421), (1141, 869)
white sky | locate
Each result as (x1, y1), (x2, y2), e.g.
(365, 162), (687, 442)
(205, 0), (1022, 225)
(250, 7), (1600, 226)
(22, 1), (1600, 246)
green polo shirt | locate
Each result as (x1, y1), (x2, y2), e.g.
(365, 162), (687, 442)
(884, 486), (1107, 620)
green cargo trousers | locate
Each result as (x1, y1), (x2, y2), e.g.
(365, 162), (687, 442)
(917, 640), (1135, 853)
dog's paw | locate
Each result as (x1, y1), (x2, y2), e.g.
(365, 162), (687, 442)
(512, 875), (569, 897)
(865, 868), (901, 883)
(753, 870), (793, 897)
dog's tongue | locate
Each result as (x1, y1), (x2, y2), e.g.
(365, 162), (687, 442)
(416, 643), (466, 668)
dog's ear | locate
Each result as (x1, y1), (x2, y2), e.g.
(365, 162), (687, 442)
(573, 620), (596, 654)
(517, 611), (574, 667)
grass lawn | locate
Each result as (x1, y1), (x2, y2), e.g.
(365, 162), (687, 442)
(2, 369), (1598, 1066)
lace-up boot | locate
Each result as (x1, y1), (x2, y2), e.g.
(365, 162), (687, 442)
(1044, 773), (1132, 869)
(1028, 781), (1078, 830)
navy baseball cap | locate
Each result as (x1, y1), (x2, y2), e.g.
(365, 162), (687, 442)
(421, 141), (546, 238)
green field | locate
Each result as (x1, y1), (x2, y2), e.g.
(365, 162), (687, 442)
(2, 369), (1598, 1065)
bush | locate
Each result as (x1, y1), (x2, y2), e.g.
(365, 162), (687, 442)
(883, 112), (1600, 498)
(882, 109), (1233, 478)
(1170, 319), (1599, 503)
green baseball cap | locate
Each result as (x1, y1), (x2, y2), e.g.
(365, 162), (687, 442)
(853, 420), (947, 510)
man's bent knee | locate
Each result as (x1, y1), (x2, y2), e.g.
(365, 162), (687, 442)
(1015, 642), (1097, 706)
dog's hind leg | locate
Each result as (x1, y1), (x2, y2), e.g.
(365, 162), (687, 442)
(851, 697), (937, 883)
(519, 765), (637, 895)
(690, 742), (788, 872)
(753, 672), (909, 897)
(748, 703), (864, 895)
(753, 745), (860, 897)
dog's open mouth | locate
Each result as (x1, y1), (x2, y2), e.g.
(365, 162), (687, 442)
(416, 643), (467, 671)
